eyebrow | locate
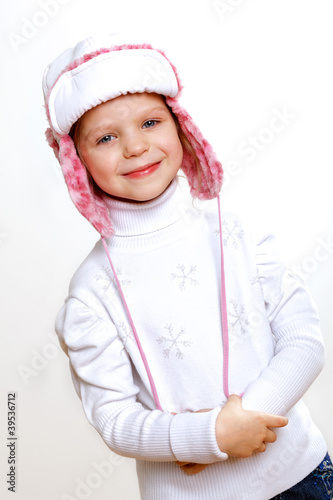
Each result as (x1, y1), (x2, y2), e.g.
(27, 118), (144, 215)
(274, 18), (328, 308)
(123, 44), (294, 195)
(84, 105), (170, 141)
(84, 124), (113, 142)
(143, 105), (169, 114)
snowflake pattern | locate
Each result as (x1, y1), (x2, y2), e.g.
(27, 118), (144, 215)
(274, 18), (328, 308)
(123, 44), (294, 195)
(95, 266), (131, 292)
(227, 299), (250, 336)
(170, 264), (199, 291)
(117, 321), (134, 349)
(156, 324), (193, 359)
(250, 273), (264, 286)
(215, 219), (244, 248)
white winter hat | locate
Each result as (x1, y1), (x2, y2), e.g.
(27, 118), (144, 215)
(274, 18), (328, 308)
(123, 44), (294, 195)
(43, 34), (179, 135)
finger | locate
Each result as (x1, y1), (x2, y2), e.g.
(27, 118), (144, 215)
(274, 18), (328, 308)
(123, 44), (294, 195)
(179, 463), (210, 475)
(265, 429), (277, 444)
(257, 442), (267, 453)
(263, 414), (288, 428)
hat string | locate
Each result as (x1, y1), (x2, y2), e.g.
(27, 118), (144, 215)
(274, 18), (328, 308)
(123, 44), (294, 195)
(217, 195), (230, 400)
(101, 236), (163, 410)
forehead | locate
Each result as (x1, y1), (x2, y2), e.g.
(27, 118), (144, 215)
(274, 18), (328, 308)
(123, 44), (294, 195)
(81, 92), (168, 124)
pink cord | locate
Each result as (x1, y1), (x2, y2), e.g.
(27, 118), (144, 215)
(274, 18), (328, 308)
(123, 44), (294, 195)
(101, 237), (163, 411)
(101, 196), (230, 408)
(217, 196), (230, 399)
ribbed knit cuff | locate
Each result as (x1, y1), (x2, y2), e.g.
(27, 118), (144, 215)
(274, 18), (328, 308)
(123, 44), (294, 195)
(170, 407), (228, 463)
(241, 320), (325, 415)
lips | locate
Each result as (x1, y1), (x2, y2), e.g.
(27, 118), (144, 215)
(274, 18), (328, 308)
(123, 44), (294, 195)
(123, 162), (161, 179)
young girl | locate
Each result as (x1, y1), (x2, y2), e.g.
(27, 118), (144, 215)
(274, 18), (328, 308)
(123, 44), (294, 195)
(43, 34), (332, 499)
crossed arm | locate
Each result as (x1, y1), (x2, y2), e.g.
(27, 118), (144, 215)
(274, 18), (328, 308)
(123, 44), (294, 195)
(176, 394), (288, 475)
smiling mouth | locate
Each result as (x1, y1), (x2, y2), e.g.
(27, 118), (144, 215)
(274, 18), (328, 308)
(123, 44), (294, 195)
(123, 162), (161, 179)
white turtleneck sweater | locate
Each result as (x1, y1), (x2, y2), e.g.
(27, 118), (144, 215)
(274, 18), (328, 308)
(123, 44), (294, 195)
(56, 179), (327, 500)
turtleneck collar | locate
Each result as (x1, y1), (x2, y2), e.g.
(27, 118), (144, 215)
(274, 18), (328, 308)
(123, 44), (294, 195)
(103, 178), (192, 237)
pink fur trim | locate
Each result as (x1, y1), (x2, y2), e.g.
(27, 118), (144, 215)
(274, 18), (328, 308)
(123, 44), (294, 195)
(58, 135), (113, 237)
(166, 97), (223, 199)
(45, 127), (60, 159)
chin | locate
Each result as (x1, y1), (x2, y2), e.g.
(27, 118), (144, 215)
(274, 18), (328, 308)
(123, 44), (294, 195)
(129, 183), (173, 203)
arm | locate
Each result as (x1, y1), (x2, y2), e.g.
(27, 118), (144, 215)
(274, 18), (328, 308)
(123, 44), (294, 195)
(241, 233), (325, 414)
(177, 395), (288, 474)
(179, 232), (322, 473)
(55, 297), (227, 465)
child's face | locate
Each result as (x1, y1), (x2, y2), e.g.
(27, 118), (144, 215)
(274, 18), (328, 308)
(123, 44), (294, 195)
(77, 92), (183, 202)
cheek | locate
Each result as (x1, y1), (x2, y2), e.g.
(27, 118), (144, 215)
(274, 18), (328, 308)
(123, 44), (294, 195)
(77, 143), (91, 168)
(173, 137), (184, 166)
(80, 149), (111, 175)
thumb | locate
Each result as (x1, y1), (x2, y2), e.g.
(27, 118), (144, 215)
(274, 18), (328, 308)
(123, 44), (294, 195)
(226, 394), (242, 406)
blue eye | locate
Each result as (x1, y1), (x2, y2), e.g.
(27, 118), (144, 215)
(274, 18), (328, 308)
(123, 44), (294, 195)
(99, 135), (115, 144)
(143, 120), (158, 129)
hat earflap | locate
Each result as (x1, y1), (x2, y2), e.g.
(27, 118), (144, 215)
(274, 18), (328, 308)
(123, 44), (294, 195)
(166, 97), (223, 200)
(45, 129), (113, 237)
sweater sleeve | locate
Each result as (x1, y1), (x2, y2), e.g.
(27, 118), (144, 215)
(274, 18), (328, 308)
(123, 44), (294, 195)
(55, 297), (227, 464)
(241, 233), (325, 415)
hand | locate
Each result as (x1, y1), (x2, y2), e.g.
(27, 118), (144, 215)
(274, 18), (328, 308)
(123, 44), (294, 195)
(216, 394), (288, 458)
(175, 461), (210, 475)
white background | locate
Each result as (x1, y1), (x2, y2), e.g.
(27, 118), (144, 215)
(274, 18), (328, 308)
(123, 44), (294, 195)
(1, 1), (332, 499)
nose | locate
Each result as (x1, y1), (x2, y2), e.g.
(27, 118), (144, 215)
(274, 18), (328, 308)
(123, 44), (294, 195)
(123, 130), (149, 158)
